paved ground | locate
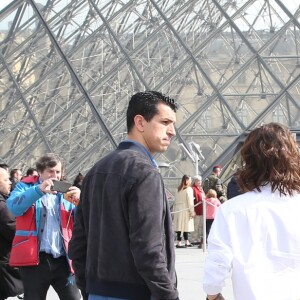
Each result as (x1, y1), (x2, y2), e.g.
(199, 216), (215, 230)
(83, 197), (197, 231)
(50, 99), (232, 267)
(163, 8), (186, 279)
(9, 246), (234, 300)
(175, 247), (233, 300)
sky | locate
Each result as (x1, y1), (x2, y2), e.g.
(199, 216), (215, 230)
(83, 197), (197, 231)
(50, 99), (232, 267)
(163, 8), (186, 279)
(0, 0), (12, 11)
(1, 0), (299, 11)
(0, 0), (298, 25)
(1, 0), (298, 13)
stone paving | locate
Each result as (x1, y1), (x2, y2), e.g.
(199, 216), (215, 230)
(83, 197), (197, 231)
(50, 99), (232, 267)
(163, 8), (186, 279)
(9, 246), (234, 300)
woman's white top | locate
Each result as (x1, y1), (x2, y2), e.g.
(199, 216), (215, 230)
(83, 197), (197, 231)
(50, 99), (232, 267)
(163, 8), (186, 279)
(203, 185), (300, 300)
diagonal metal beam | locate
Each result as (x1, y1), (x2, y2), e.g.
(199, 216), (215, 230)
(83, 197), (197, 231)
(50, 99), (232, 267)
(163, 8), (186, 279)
(29, 0), (118, 148)
(150, 0), (246, 128)
(176, 0), (300, 134)
(211, 0), (300, 109)
(0, 51), (52, 152)
(201, 71), (300, 179)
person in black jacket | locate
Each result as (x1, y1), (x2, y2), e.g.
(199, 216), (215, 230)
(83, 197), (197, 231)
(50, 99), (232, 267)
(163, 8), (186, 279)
(0, 167), (24, 299)
(69, 91), (180, 300)
(72, 173), (84, 190)
(227, 173), (243, 199)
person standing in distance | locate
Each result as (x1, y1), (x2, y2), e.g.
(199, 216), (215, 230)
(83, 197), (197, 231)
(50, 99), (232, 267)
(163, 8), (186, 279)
(173, 175), (195, 248)
(9, 169), (23, 191)
(69, 91), (180, 300)
(203, 123), (300, 300)
(25, 167), (38, 177)
(190, 175), (205, 247)
(203, 165), (227, 203)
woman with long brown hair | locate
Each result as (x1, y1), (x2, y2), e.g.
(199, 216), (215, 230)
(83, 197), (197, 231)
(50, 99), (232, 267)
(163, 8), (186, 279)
(203, 123), (300, 300)
(173, 175), (195, 248)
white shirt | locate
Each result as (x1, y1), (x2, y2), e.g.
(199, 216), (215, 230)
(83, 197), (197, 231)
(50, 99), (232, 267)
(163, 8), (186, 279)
(203, 185), (300, 300)
(40, 193), (64, 257)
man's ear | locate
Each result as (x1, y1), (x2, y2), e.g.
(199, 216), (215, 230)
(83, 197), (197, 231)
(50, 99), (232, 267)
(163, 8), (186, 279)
(134, 115), (145, 132)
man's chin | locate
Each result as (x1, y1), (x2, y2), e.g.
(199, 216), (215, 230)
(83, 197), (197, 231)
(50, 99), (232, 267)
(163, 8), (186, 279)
(159, 145), (169, 153)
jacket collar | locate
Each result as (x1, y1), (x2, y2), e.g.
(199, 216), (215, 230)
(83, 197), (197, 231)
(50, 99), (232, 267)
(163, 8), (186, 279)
(118, 139), (158, 168)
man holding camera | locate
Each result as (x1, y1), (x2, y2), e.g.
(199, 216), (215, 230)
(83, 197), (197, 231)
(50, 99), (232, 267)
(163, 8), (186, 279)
(7, 153), (81, 300)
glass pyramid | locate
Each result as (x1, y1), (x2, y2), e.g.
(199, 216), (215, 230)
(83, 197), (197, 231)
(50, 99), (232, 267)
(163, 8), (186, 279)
(1, 0), (300, 193)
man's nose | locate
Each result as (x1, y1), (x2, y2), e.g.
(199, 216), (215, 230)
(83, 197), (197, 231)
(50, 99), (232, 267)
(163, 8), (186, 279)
(168, 123), (176, 137)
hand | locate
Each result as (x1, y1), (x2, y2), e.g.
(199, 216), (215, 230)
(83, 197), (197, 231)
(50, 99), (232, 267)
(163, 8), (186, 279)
(64, 186), (81, 206)
(219, 196), (227, 203)
(39, 178), (56, 194)
(189, 211), (195, 219)
(206, 293), (225, 300)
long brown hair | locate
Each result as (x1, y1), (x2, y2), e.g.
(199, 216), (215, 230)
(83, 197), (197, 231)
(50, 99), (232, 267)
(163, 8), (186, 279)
(178, 174), (191, 192)
(237, 123), (300, 196)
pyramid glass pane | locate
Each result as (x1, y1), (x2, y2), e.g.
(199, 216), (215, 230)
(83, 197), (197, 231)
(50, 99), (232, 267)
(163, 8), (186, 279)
(1, 0), (300, 194)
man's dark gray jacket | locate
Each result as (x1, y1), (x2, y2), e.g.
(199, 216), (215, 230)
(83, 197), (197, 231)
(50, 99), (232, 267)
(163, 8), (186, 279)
(69, 141), (179, 300)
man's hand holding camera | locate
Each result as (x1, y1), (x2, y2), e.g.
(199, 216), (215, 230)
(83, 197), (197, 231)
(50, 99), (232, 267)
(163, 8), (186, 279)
(64, 186), (80, 206)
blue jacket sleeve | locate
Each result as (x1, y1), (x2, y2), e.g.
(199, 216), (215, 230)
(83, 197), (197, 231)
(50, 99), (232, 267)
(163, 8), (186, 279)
(7, 182), (44, 216)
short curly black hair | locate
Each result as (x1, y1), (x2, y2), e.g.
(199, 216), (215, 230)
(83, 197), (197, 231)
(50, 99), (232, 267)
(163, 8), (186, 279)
(126, 91), (178, 133)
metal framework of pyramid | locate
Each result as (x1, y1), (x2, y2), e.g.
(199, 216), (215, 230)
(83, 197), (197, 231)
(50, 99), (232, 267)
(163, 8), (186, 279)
(1, 0), (300, 194)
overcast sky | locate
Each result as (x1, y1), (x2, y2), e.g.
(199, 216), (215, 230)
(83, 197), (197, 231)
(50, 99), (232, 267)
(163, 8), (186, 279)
(1, 0), (299, 11)
(0, 0), (11, 11)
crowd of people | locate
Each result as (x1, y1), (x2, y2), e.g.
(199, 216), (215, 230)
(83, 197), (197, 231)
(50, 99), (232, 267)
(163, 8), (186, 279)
(172, 164), (227, 250)
(1, 91), (300, 300)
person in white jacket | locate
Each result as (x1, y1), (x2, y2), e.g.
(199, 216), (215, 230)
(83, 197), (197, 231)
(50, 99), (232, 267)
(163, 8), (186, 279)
(203, 122), (300, 300)
(173, 175), (195, 248)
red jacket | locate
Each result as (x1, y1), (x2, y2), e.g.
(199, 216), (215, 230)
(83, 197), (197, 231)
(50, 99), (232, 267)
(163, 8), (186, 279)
(192, 185), (205, 216)
(8, 176), (75, 271)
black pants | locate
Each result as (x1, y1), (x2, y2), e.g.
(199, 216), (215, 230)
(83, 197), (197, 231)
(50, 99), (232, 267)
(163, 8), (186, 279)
(206, 219), (214, 241)
(81, 289), (89, 300)
(20, 252), (81, 300)
(176, 231), (188, 241)
(0, 262), (23, 299)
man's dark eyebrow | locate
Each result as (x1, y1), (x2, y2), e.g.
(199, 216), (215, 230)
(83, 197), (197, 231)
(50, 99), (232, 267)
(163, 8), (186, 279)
(161, 117), (175, 122)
